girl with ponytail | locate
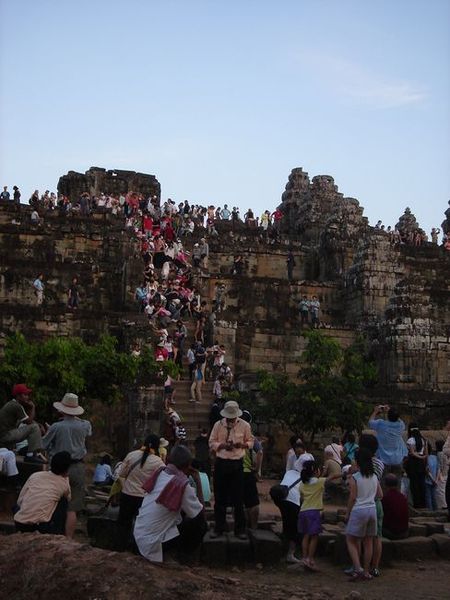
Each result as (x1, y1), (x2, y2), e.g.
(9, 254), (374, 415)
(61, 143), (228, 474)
(298, 460), (335, 571)
(117, 433), (164, 550)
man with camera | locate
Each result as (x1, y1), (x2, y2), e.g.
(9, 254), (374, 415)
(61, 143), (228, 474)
(368, 404), (407, 479)
(209, 400), (254, 539)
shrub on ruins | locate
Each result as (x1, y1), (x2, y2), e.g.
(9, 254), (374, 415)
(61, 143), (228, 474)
(0, 333), (177, 417)
(245, 331), (377, 442)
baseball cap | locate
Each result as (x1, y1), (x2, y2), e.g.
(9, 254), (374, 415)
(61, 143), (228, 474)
(12, 383), (32, 396)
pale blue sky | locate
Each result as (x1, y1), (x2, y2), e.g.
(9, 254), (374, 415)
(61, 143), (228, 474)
(1, 0), (449, 234)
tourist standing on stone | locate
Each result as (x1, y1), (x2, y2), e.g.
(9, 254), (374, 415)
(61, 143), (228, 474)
(368, 405), (407, 479)
(13, 186), (21, 204)
(0, 384), (45, 464)
(42, 393), (92, 538)
(273, 467), (302, 563)
(287, 249), (296, 282)
(405, 422), (428, 509)
(442, 419), (450, 518)
(285, 435), (302, 471)
(209, 400), (254, 539)
(435, 439), (449, 510)
(189, 364), (204, 403)
(309, 295), (320, 328)
(381, 474), (409, 539)
(425, 442), (438, 511)
(345, 448), (383, 581)
(298, 460), (329, 572)
(200, 237), (209, 269)
(33, 273), (45, 305)
(14, 451), (72, 535)
(67, 276), (79, 310)
(242, 410), (263, 530)
(0, 186), (10, 201)
(271, 208), (283, 234)
(117, 434), (164, 548)
(293, 442), (314, 473)
(134, 445), (206, 563)
(298, 296), (309, 327)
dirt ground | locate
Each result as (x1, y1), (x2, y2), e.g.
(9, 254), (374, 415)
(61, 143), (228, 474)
(0, 532), (449, 600)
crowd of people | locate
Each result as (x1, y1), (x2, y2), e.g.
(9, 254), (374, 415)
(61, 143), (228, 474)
(273, 407), (450, 579)
(1, 380), (449, 576)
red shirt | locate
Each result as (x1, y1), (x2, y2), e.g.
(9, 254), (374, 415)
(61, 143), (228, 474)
(381, 489), (409, 534)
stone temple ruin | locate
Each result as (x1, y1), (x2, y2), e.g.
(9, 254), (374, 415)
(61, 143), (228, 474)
(0, 166), (449, 446)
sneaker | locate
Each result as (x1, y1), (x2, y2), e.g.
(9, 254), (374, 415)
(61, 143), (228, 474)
(343, 566), (355, 575)
(370, 568), (381, 577)
(188, 398), (196, 402)
(286, 555), (302, 564)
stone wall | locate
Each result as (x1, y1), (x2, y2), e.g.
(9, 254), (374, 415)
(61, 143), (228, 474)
(1, 165), (449, 428)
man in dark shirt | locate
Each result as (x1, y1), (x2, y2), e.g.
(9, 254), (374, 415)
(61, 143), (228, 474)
(381, 474), (409, 539)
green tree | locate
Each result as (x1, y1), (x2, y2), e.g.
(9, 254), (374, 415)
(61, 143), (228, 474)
(0, 333), (178, 418)
(245, 331), (377, 442)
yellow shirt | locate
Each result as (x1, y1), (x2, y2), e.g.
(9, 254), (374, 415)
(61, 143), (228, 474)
(299, 477), (326, 512)
(15, 471), (71, 524)
(159, 446), (168, 463)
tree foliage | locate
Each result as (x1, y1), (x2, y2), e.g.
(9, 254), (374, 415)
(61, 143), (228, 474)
(245, 331), (377, 441)
(0, 333), (177, 418)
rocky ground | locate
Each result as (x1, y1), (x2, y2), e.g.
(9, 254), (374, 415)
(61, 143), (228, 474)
(1, 532), (449, 600)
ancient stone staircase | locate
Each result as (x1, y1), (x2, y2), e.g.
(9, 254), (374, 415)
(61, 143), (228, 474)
(172, 378), (214, 444)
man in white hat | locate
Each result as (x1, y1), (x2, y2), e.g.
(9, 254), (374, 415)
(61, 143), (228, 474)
(209, 400), (254, 539)
(42, 393), (92, 538)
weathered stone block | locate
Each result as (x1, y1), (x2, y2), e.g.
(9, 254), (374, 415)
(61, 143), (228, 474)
(391, 536), (436, 560)
(201, 531), (228, 566)
(248, 529), (282, 565)
(430, 533), (450, 558)
(226, 533), (253, 564)
(408, 523), (427, 537)
(87, 515), (118, 551)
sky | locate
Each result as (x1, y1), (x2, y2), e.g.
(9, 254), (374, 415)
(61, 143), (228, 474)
(0, 0), (449, 234)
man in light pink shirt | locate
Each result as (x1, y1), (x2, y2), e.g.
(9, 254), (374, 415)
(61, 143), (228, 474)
(209, 401), (254, 539)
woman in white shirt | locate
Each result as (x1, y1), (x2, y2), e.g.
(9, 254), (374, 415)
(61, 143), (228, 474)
(117, 434), (164, 548)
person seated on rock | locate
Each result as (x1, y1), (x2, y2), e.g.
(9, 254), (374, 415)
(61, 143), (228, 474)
(14, 451), (72, 535)
(322, 448), (343, 501)
(381, 474), (409, 540)
(0, 447), (19, 483)
(92, 454), (114, 485)
(0, 384), (46, 464)
(134, 445), (206, 563)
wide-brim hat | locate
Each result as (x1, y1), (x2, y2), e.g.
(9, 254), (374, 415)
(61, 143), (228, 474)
(159, 437), (169, 448)
(53, 393), (84, 416)
(220, 400), (242, 419)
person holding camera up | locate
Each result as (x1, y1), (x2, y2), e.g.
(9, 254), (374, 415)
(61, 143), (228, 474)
(368, 405), (407, 480)
(209, 400), (254, 539)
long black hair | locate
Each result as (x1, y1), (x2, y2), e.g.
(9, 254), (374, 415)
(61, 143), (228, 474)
(141, 433), (160, 467)
(408, 422), (423, 453)
(300, 460), (316, 484)
(355, 448), (374, 478)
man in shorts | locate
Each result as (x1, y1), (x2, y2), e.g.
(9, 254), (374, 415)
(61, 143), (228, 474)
(43, 393), (92, 538)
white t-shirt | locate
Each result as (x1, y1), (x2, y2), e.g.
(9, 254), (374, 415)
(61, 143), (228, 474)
(352, 472), (378, 510)
(134, 470), (202, 562)
(280, 469), (301, 506)
(293, 452), (315, 474)
(285, 448), (297, 471)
